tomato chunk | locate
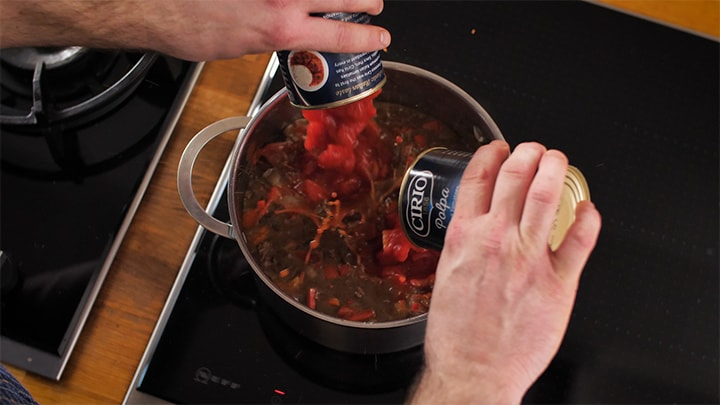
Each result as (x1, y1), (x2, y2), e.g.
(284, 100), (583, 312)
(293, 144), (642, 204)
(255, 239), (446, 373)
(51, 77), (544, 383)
(304, 121), (328, 151)
(302, 179), (327, 203)
(318, 144), (356, 174)
(378, 225), (413, 265)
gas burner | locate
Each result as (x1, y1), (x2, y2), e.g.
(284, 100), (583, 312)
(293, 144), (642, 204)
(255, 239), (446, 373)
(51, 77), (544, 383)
(0, 48), (157, 127)
(0, 50), (183, 182)
(1, 47), (88, 70)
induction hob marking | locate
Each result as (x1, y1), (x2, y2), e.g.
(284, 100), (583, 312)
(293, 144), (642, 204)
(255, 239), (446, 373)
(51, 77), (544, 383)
(193, 367), (241, 389)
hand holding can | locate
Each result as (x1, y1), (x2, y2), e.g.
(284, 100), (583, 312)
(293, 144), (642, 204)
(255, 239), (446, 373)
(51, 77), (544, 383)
(400, 144), (591, 251)
(277, 12), (386, 109)
(409, 141), (602, 404)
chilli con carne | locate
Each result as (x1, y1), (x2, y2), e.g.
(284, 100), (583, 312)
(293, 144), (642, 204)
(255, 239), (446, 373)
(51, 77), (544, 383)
(240, 91), (473, 322)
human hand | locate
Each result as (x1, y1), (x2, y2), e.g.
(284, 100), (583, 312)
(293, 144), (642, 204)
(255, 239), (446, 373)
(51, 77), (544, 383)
(409, 141), (602, 404)
(0, 0), (390, 61)
(146, 0), (390, 60)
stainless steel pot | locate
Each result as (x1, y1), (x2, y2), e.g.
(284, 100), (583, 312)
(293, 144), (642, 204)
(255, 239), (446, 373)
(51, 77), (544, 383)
(178, 61), (505, 354)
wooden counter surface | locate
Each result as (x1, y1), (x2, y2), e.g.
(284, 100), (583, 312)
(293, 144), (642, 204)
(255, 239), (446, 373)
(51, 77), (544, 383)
(4, 2), (717, 403)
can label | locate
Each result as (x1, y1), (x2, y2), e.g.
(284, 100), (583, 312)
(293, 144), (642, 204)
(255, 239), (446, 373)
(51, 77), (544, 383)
(277, 12), (386, 109)
(400, 148), (472, 250)
(399, 148), (590, 251)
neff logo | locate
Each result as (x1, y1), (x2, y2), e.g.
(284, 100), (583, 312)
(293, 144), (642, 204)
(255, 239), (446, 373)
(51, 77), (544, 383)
(405, 171), (433, 237)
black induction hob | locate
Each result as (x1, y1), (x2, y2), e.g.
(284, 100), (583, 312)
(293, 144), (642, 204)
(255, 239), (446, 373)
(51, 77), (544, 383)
(125, 2), (719, 403)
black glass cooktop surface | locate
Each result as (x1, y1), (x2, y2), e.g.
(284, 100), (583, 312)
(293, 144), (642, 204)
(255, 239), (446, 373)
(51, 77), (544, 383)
(129, 1), (718, 403)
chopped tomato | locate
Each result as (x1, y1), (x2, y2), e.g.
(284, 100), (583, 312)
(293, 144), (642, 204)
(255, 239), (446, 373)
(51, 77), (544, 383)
(242, 200), (267, 228)
(302, 108), (326, 121)
(318, 144), (355, 174)
(301, 90), (382, 179)
(302, 179), (327, 203)
(266, 186), (282, 203)
(337, 264), (352, 277)
(334, 91), (378, 121)
(337, 306), (354, 318)
(307, 288), (317, 310)
(410, 301), (424, 314)
(383, 269), (408, 286)
(337, 176), (363, 196)
(324, 265), (339, 280)
(253, 141), (290, 166)
(377, 226), (413, 265)
(336, 306), (375, 322)
(347, 309), (375, 322)
(405, 249), (440, 280)
(304, 121), (328, 151)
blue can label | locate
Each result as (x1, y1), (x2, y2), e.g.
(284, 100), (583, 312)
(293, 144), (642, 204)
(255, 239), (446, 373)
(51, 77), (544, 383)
(400, 148), (590, 251)
(277, 13), (386, 109)
(399, 148), (472, 250)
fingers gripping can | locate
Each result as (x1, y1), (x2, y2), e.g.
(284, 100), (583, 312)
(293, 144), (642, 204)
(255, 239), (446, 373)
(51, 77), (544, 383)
(399, 148), (591, 251)
(277, 12), (386, 109)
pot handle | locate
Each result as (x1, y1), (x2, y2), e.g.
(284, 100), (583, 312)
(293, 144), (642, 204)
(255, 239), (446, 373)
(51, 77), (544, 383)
(177, 116), (252, 239)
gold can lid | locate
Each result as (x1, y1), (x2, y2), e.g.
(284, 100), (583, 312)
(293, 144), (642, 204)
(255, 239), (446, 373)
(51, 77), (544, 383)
(548, 165), (591, 251)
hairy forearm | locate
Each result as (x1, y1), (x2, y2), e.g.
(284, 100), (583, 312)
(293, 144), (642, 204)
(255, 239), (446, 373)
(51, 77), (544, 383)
(407, 324), (529, 405)
(0, 0), (161, 50)
(407, 365), (523, 405)
(1, 0), (391, 61)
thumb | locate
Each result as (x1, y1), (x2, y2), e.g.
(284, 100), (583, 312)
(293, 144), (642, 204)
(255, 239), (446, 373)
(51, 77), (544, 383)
(552, 200), (602, 283)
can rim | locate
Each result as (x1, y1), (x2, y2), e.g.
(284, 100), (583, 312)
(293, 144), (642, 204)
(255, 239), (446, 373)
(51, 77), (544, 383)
(548, 165), (591, 251)
(289, 77), (387, 110)
(565, 165), (591, 202)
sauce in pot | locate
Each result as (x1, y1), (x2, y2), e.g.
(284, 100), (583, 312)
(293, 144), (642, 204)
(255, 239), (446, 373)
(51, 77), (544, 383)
(240, 94), (475, 322)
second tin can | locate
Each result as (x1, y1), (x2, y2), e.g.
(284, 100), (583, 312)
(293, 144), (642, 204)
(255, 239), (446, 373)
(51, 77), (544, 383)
(277, 12), (386, 109)
(399, 148), (591, 251)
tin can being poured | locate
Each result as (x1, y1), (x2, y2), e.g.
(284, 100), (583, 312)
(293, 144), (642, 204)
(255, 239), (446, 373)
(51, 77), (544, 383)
(277, 12), (386, 109)
(399, 148), (591, 251)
